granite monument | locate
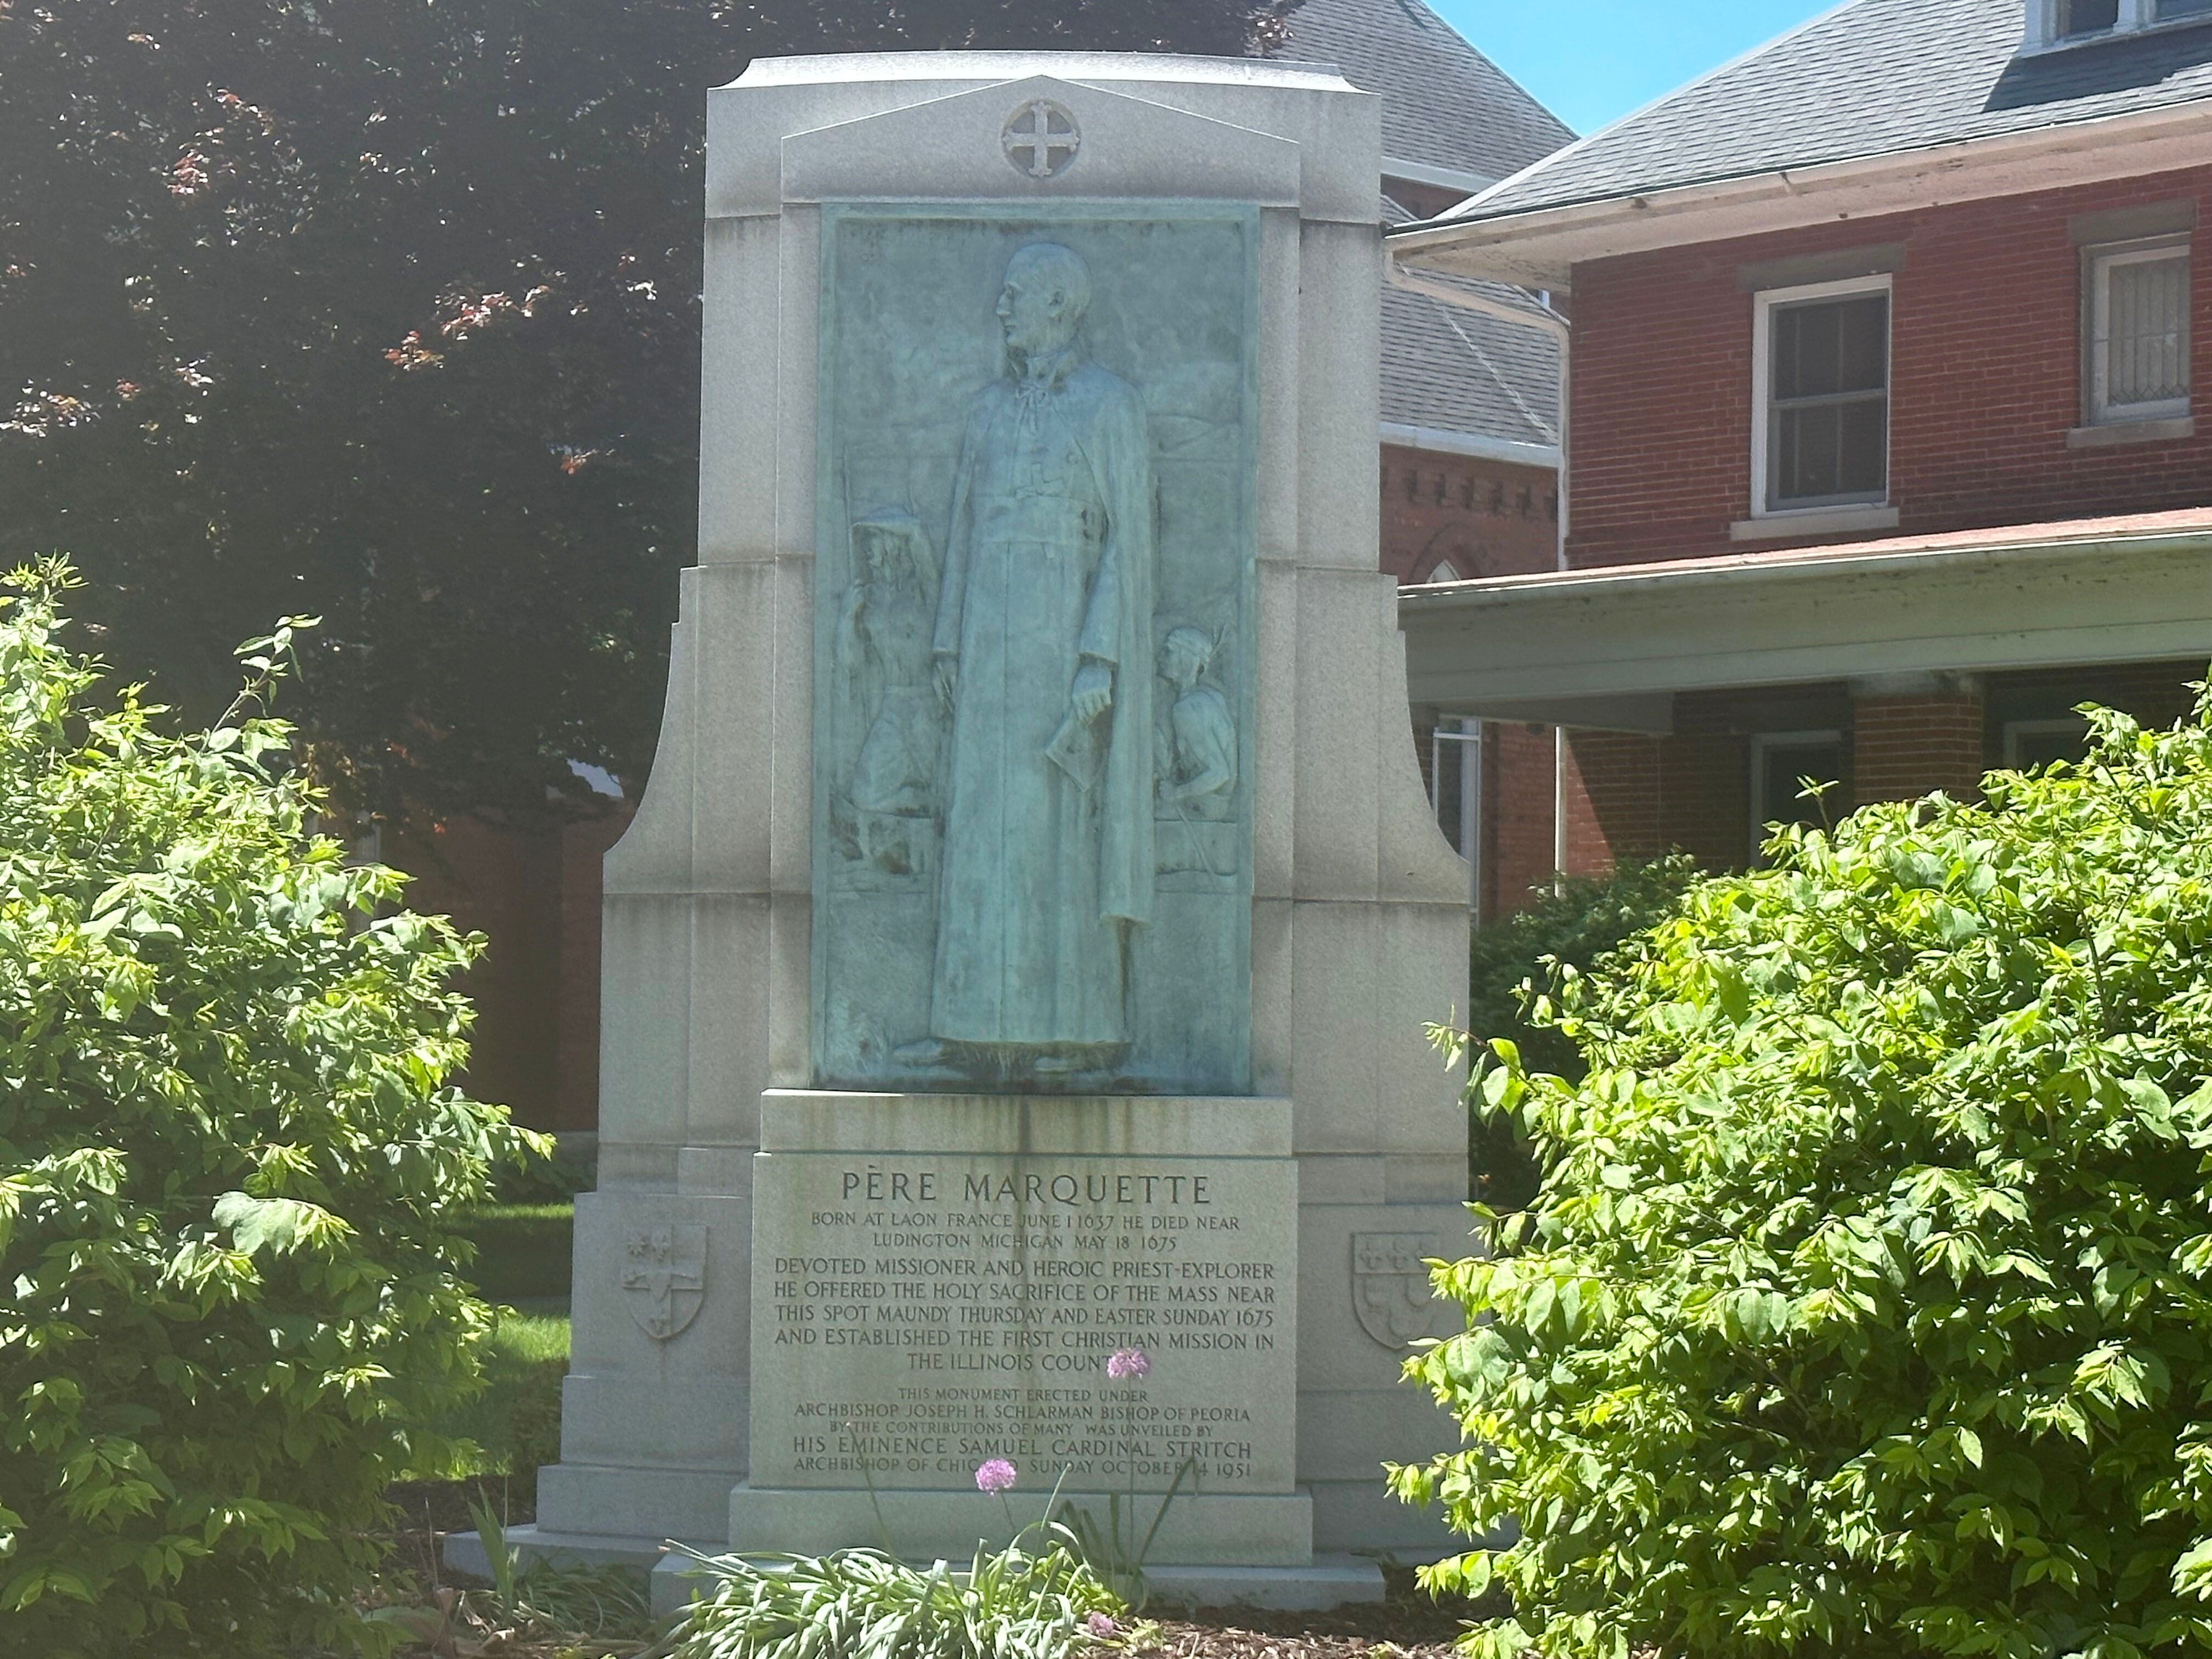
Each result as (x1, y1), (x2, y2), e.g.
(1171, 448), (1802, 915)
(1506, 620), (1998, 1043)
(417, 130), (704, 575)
(498, 51), (1474, 1609)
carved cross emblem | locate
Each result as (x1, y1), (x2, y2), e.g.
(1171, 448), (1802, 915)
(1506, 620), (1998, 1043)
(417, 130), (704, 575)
(1002, 99), (1081, 179)
(619, 1223), (708, 1341)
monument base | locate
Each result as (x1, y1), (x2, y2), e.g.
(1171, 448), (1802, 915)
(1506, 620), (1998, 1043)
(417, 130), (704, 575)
(444, 1522), (1385, 1620)
(652, 1543), (1386, 1620)
(728, 1481), (1312, 1566)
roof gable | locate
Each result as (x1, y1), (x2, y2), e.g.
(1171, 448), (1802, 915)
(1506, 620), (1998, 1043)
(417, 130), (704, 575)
(1285, 0), (1573, 184)
(1379, 194), (1559, 449)
(1460, 0), (2212, 220)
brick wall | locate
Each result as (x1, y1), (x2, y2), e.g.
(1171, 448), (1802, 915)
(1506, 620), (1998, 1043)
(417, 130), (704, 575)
(1380, 444), (1559, 583)
(388, 815), (563, 1127)
(1562, 730), (1663, 873)
(1853, 691), (1985, 808)
(555, 809), (634, 1131)
(1387, 440), (1562, 922)
(1564, 664), (2203, 881)
(1483, 721), (1559, 916)
(1568, 164), (2212, 569)
(388, 804), (630, 1133)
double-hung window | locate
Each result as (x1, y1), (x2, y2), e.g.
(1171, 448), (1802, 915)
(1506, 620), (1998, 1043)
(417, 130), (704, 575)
(1748, 729), (1846, 862)
(2003, 716), (2091, 772)
(1751, 276), (1891, 516)
(2058, 0), (2119, 35)
(1429, 718), (1480, 910)
(2041, 0), (2212, 45)
(2083, 235), (2191, 425)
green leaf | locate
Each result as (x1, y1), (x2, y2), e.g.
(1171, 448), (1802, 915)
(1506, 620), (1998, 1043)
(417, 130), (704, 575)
(211, 1192), (348, 1257)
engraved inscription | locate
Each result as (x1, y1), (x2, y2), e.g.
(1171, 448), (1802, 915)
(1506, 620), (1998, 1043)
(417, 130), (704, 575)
(752, 1152), (1296, 1492)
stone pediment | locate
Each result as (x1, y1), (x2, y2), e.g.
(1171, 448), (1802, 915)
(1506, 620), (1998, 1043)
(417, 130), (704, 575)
(774, 74), (1301, 211)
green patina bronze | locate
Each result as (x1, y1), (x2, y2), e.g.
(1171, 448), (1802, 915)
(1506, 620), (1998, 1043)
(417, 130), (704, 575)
(811, 202), (1259, 1094)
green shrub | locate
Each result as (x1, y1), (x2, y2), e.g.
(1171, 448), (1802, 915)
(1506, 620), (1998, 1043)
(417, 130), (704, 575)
(1398, 689), (2212, 1659)
(0, 565), (544, 1656)
(1465, 855), (1702, 1208)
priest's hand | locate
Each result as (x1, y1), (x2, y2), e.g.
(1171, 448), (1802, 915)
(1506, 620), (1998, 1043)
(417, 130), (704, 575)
(934, 653), (958, 710)
(1070, 661), (1113, 721)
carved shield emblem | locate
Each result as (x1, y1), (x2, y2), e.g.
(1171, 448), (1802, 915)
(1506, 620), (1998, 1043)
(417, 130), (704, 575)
(619, 1223), (707, 1341)
(1351, 1232), (1454, 1350)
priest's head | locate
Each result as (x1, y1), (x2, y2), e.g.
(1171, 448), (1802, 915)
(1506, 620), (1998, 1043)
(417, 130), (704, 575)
(996, 242), (1092, 363)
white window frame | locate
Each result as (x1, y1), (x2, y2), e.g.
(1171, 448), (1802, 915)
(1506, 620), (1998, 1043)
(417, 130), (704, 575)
(2025, 0), (2212, 50)
(1750, 274), (1893, 521)
(1430, 718), (1481, 910)
(2083, 235), (2192, 426)
(1748, 729), (1845, 856)
(2002, 716), (2091, 770)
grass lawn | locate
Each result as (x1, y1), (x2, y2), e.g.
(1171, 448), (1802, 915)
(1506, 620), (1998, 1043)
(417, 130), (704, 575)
(456, 1201), (575, 1305)
(437, 1305), (570, 1486)
(433, 1201), (575, 1488)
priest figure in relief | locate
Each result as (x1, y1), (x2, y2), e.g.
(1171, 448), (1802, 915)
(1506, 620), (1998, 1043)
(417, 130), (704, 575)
(896, 242), (1156, 1079)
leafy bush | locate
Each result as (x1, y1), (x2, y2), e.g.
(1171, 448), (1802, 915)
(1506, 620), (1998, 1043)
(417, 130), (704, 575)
(1465, 855), (1702, 1208)
(1398, 689), (2212, 1659)
(0, 566), (543, 1655)
(668, 1534), (1121, 1659)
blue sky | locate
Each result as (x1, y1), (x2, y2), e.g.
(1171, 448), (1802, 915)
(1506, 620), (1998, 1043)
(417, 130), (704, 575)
(1426, 1), (1839, 138)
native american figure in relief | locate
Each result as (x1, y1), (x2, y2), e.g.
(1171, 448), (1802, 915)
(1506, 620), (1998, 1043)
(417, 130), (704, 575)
(896, 243), (1157, 1077)
(1153, 624), (1239, 879)
(1154, 625), (1235, 821)
(834, 511), (944, 878)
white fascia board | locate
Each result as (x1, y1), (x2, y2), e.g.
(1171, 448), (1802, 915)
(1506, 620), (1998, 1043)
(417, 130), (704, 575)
(1391, 100), (2212, 290)
(1380, 421), (1560, 470)
(1382, 156), (1497, 197)
(729, 52), (1357, 93)
(1399, 526), (2212, 721)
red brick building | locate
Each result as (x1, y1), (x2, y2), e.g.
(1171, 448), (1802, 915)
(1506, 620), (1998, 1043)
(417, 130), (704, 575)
(1286, 0), (1572, 921)
(400, 0), (1575, 1133)
(1395, 0), (2212, 878)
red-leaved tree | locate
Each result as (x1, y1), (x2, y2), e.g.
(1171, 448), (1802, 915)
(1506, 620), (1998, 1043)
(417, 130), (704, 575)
(0, 0), (1298, 818)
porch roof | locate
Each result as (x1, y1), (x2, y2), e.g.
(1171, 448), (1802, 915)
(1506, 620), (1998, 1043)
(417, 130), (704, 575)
(1398, 507), (2212, 732)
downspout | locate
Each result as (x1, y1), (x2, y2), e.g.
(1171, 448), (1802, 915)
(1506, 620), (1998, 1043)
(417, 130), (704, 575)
(1384, 253), (1576, 874)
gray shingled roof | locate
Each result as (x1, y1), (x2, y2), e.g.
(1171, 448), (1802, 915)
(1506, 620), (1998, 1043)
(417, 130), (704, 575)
(1459, 0), (2212, 219)
(1287, 0), (1573, 183)
(1379, 194), (1560, 448)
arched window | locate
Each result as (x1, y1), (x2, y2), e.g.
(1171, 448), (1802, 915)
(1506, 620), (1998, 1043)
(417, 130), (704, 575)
(1426, 559), (1462, 583)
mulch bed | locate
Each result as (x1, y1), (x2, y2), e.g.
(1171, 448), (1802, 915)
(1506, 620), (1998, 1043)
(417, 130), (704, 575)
(1146, 1570), (1496, 1658)
(371, 1481), (1497, 1657)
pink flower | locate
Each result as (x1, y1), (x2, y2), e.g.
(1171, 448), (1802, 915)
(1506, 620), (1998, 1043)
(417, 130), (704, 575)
(1087, 1612), (1119, 1637)
(1105, 1346), (1151, 1381)
(974, 1457), (1017, 1493)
